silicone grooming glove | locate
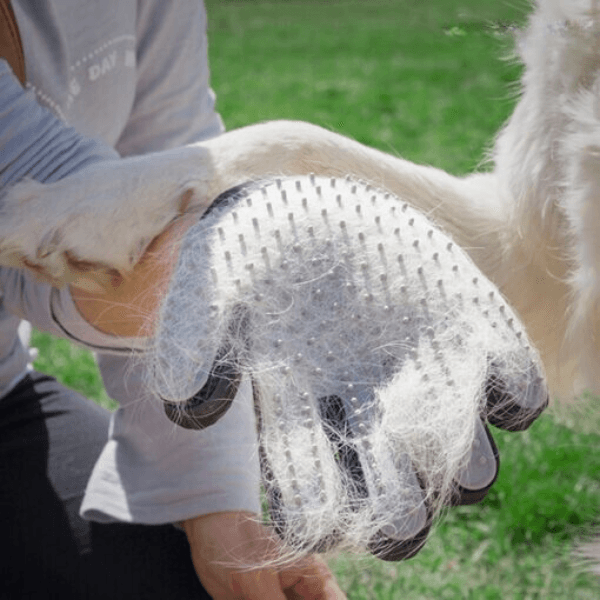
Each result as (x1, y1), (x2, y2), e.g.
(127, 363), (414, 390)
(148, 175), (548, 561)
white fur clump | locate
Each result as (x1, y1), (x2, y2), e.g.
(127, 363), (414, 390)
(147, 175), (546, 558)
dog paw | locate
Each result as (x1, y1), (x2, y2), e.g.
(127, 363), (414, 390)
(0, 162), (203, 289)
(0, 178), (96, 286)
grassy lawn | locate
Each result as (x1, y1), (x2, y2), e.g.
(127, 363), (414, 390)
(32, 0), (600, 597)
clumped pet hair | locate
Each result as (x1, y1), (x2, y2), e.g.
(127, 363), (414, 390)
(146, 175), (547, 561)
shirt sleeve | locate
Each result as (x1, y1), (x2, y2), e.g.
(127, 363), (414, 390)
(81, 355), (262, 523)
(115, 0), (224, 156)
(0, 59), (119, 188)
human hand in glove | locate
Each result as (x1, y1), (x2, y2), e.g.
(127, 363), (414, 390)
(148, 175), (548, 562)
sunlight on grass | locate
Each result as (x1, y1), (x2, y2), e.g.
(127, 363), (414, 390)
(31, 330), (115, 411)
(30, 1), (600, 597)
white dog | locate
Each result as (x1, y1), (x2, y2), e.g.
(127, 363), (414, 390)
(0, 0), (598, 564)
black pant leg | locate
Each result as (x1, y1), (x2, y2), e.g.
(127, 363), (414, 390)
(0, 371), (211, 600)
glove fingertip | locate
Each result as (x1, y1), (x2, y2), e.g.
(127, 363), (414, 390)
(452, 421), (499, 506)
(367, 520), (431, 562)
(162, 358), (241, 429)
(486, 373), (548, 432)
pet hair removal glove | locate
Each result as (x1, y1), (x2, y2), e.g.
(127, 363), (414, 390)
(146, 175), (548, 561)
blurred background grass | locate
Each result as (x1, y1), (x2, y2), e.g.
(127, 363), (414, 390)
(32, 0), (600, 597)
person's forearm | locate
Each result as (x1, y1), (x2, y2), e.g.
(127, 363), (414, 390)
(182, 511), (347, 600)
(70, 213), (198, 337)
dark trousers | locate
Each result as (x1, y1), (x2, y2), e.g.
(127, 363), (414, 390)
(0, 371), (211, 599)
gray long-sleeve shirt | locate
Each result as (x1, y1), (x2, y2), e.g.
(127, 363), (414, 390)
(0, 0), (261, 523)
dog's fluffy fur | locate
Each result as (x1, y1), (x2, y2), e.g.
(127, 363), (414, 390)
(0, 0), (598, 567)
(492, 0), (600, 402)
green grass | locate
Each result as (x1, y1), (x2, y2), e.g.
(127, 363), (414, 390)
(206, 0), (524, 172)
(31, 330), (116, 410)
(31, 0), (600, 597)
(330, 409), (600, 599)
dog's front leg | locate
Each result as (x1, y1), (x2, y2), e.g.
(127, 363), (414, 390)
(203, 121), (511, 273)
(0, 120), (507, 293)
(0, 143), (216, 291)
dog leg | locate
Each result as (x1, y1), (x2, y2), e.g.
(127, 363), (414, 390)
(0, 121), (508, 288)
(1, 120), (556, 396)
(0, 144), (215, 290)
(491, 0), (600, 398)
